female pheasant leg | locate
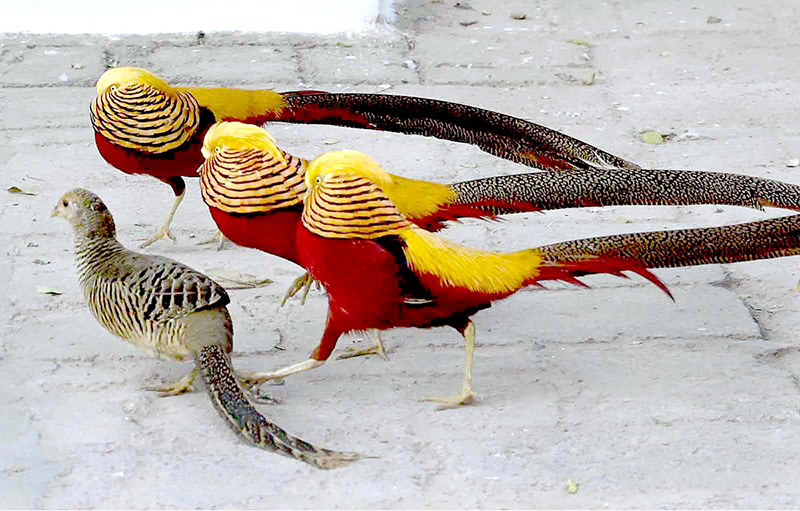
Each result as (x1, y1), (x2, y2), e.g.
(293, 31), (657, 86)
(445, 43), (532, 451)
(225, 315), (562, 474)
(422, 321), (480, 410)
(144, 368), (198, 397)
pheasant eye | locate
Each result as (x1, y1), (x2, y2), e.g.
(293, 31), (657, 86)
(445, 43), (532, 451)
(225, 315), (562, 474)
(315, 177), (321, 184)
(62, 200), (68, 207)
(214, 146), (221, 153)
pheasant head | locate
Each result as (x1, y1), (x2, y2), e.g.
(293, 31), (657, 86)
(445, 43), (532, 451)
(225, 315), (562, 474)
(201, 121), (284, 161)
(91, 66), (200, 154)
(198, 122), (304, 214)
(303, 151), (411, 239)
(52, 188), (116, 239)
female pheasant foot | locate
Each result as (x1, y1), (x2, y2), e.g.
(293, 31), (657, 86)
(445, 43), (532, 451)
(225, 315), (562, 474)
(336, 330), (389, 361)
(139, 190), (184, 248)
(144, 368), (198, 397)
(421, 321), (480, 410)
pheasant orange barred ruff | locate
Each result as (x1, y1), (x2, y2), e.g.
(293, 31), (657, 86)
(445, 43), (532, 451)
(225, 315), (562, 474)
(90, 83), (200, 154)
(200, 148), (307, 214)
(302, 174), (412, 239)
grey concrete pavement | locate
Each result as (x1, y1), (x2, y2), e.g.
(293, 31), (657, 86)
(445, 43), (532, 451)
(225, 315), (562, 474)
(2, 0), (800, 508)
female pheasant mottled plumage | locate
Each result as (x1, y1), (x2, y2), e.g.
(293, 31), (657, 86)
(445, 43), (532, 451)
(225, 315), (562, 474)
(53, 188), (359, 469)
(91, 66), (637, 246)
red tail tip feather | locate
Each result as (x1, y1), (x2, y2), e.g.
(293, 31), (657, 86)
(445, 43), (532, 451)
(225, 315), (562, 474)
(535, 256), (674, 301)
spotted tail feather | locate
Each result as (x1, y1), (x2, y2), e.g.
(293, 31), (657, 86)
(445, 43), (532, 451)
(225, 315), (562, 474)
(535, 214), (800, 271)
(195, 344), (361, 470)
(274, 92), (637, 171)
(447, 168), (800, 218)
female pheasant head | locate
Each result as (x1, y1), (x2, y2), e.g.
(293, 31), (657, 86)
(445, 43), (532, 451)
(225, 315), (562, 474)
(52, 188), (117, 239)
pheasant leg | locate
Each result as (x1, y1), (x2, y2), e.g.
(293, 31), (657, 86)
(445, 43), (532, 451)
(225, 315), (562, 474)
(238, 359), (326, 387)
(144, 368), (198, 397)
(139, 188), (184, 248)
(337, 330), (389, 361)
(197, 230), (229, 251)
(422, 321), (480, 410)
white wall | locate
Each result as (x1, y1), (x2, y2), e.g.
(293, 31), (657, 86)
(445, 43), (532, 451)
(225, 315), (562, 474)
(1, 0), (395, 35)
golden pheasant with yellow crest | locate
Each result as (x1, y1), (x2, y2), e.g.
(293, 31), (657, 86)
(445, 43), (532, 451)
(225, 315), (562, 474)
(234, 150), (675, 408)
(90, 66), (638, 247)
(200, 120), (800, 339)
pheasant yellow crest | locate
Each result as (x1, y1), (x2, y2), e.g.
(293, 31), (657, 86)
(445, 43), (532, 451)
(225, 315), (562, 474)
(91, 67), (200, 154)
(200, 122), (306, 214)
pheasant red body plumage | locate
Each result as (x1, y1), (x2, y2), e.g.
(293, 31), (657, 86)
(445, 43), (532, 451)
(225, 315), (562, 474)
(243, 150), (671, 407)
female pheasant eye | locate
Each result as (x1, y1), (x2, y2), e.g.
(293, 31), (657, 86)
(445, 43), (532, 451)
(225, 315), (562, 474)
(62, 200), (68, 207)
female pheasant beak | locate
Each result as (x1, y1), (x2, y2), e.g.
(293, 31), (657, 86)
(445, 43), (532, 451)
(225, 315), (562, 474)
(52, 192), (77, 221)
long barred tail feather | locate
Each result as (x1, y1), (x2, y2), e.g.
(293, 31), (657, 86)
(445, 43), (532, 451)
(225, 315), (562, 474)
(535, 214), (800, 272)
(274, 92), (638, 172)
(448, 168), (800, 218)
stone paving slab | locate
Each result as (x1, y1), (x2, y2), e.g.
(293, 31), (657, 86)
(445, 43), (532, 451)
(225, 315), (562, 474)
(2, 0), (800, 508)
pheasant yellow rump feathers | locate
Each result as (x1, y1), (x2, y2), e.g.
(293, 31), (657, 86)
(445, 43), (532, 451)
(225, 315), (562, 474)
(92, 67), (286, 154)
(304, 150), (543, 294)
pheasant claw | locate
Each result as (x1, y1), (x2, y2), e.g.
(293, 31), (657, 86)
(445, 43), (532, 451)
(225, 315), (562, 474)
(144, 368), (198, 397)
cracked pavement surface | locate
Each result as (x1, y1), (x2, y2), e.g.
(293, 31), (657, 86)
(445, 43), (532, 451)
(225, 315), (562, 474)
(2, 0), (800, 508)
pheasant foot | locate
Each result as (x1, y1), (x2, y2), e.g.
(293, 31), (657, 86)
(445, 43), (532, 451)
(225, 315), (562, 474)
(138, 224), (177, 248)
(238, 359), (325, 388)
(144, 368), (198, 397)
(337, 330), (389, 361)
(138, 188), (184, 248)
(281, 272), (321, 306)
(197, 230), (229, 251)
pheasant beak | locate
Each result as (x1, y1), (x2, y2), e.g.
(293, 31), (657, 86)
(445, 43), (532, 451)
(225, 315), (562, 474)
(51, 206), (60, 218)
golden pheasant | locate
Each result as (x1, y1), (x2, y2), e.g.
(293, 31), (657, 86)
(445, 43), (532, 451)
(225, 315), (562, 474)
(199, 121), (800, 357)
(52, 188), (359, 469)
(235, 150), (674, 408)
(90, 66), (636, 247)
